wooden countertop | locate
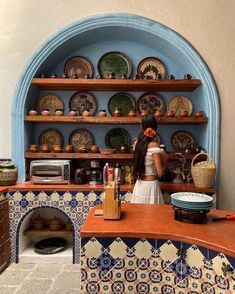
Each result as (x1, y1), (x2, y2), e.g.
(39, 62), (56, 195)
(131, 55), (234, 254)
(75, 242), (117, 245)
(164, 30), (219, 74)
(0, 187), (8, 193)
(2, 182), (216, 193)
(81, 204), (235, 257)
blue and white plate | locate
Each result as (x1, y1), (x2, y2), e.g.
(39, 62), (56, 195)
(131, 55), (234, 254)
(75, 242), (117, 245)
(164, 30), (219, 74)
(171, 192), (213, 210)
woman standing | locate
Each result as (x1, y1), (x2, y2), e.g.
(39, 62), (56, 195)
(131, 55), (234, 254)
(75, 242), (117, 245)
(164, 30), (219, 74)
(131, 115), (167, 204)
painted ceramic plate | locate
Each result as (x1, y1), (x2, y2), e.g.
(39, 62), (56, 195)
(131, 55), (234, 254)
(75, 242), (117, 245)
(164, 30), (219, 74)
(108, 92), (136, 116)
(69, 92), (97, 116)
(171, 192), (213, 203)
(64, 56), (93, 78)
(105, 128), (131, 150)
(137, 93), (165, 115)
(39, 128), (63, 148)
(137, 57), (167, 79)
(69, 128), (94, 151)
(168, 96), (193, 116)
(171, 131), (195, 152)
(38, 94), (64, 115)
(98, 51), (132, 79)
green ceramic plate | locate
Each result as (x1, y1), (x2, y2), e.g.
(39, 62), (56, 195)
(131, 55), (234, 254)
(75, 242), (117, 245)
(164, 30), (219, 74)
(105, 128), (131, 150)
(98, 51), (132, 79)
(108, 92), (136, 116)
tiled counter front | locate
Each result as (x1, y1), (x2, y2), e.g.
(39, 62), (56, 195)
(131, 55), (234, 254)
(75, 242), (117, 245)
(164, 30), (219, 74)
(81, 237), (235, 293)
(8, 190), (132, 263)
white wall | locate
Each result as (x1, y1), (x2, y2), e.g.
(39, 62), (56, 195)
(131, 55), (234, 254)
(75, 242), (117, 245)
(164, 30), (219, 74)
(1, 0), (234, 210)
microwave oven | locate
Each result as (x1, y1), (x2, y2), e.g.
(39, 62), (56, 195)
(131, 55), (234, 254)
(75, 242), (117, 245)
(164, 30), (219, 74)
(30, 160), (71, 184)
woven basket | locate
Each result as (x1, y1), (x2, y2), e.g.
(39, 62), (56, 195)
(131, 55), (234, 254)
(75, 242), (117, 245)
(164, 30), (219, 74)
(191, 152), (216, 188)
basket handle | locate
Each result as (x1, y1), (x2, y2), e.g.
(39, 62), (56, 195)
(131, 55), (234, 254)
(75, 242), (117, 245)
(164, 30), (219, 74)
(191, 151), (209, 168)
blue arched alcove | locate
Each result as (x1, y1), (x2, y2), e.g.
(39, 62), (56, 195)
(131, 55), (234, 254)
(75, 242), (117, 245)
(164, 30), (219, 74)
(12, 13), (220, 182)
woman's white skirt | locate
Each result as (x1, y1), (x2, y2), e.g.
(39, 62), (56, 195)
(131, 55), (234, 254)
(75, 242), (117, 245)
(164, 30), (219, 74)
(131, 179), (164, 204)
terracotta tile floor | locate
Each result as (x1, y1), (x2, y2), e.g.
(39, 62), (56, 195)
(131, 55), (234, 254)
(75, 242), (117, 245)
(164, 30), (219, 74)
(0, 263), (81, 294)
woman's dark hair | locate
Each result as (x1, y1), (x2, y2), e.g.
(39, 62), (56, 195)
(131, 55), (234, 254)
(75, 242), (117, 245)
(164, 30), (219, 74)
(134, 115), (158, 179)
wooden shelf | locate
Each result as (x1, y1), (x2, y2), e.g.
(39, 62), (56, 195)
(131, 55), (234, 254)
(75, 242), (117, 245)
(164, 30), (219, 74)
(25, 115), (208, 125)
(23, 227), (72, 237)
(25, 152), (198, 160)
(32, 78), (202, 92)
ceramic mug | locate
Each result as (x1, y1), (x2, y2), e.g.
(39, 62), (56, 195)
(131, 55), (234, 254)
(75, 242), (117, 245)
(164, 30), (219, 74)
(154, 110), (163, 117)
(179, 110), (189, 117)
(195, 111), (204, 117)
(40, 144), (50, 153)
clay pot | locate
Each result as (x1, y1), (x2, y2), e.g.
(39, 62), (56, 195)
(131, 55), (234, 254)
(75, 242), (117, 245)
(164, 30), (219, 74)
(29, 110), (38, 116)
(40, 144), (50, 153)
(112, 107), (122, 117)
(90, 145), (100, 153)
(127, 110), (137, 117)
(140, 110), (148, 117)
(48, 217), (62, 231)
(154, 110), (163, 117)
(98, 110), (107, 117)
(31, 215), (45, 230)
(179, 110), (189, 117)
(41, 109), (50, 116)
(69, 109), (77, 116)
(195, 111), (204, 117)
(167, 110), (175, 117)
(30, 144), (38, 153)
(52, 145), (62, 153)
(82, 110), (90, 117)
(64, 144), (73, 153)
(77, 144), (87, 153)
(54, 109), (63, 116)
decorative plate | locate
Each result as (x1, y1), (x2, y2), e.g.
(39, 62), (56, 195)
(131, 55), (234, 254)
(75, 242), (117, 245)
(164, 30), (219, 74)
(108, 92), (136, 116)
(69, 128), (94, 151)
(39, 128), (63, 149)
(105, 128), (131, 150)
(171, 131), (195, 152)
(69, 92), (97, 116)
(168, 96), (193, 116)
(137, 57), (167, 79)
(98, 51), (132, 79)
(64, 56), (93, 78)
(137, 93), (165, 115)
(38, 94), (64, 115)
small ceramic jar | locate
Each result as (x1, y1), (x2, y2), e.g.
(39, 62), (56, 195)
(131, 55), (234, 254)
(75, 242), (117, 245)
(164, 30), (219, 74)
(112, 107), (122, 117)
(64, 144), (73, 153)
(69, 109), (77, 116)
(30, 144), (38, 153)
(41, 109), (50, 116)
(40, 144), (50, 153)
(82, 110), (90, 117)
(140, 110), (148, 117)
(52, 145), (62, 153)
(167, 110), (175, 117)
(179, 110), (189, 117)
(195, 111), (204, 117)
(127, 110), (137, 117)
(0, 161), (18, 186)
(98, 110), (107, 117)
(55, 109), (63, 116)
(154, 110), (163, 117)
(29, 110), (38, 116)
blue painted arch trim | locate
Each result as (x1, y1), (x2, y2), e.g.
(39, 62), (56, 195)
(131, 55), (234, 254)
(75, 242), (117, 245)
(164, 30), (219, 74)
(12, 13), (220, 182)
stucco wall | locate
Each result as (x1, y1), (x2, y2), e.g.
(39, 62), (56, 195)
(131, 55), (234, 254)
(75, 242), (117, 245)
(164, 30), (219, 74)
(0, 0), (234, 210)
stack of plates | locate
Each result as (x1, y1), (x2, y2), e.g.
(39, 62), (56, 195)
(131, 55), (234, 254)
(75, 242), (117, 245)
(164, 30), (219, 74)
(171, 192), (213, 210)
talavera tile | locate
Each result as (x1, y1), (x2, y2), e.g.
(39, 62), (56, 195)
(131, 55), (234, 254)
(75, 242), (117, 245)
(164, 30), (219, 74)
(186, 245), (205, 268)
(108, 238), (128, 259)
(158, 240), (178, 263)
(211, 253), (233, 277)
(133, 238), (153, 259)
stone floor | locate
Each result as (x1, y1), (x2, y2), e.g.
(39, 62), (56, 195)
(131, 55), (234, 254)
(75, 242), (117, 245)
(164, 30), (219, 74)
(0, 263), (81, 294)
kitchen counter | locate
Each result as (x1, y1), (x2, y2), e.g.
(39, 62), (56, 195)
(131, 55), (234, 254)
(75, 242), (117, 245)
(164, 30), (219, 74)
(81, 204), (235, 257)
(3, 181), (216, 193)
